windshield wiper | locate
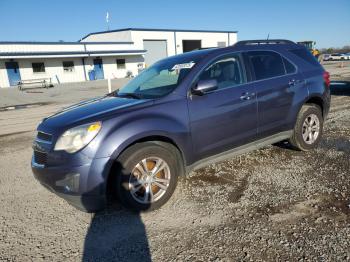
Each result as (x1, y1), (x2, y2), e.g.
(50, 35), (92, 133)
(115, 92), (143, 99)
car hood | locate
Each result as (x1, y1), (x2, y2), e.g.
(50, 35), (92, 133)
(39, 95), (152, 132)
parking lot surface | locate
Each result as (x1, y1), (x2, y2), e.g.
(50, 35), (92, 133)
(0, 62), (349, 261)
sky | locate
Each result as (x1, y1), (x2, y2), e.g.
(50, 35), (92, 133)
(0, 0), (349, 48)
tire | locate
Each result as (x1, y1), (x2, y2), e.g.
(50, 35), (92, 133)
(113, 142), (181, 211)
(288, 104), (323, 151)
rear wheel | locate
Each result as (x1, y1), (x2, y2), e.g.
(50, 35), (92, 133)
(114, 142), (181, 211)
(288, 104), (323, 151)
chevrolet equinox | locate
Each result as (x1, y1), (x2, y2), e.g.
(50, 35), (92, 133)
(32, 40), (331, 212)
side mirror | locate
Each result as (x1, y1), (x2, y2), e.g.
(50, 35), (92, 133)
(192, 79), (218, 95)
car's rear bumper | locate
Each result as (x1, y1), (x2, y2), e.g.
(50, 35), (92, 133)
(31, 156), (110, 212)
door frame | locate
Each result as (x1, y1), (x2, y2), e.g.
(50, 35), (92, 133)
(182, 40), (202, 53)
(5, 61), (21, 87)
(93, 58), (104, 80)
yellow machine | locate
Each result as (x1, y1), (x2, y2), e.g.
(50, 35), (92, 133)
(297, 41), (320, 58)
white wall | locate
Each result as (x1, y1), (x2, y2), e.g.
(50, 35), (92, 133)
(0, 61), (9, 88)
(229, 33), (238, 45)
(12, 58), (86, 85)
(175, 31), (234, 54)
(85, 55), (144, 79)
(80, 29), (238, 59)
(0, 44), (84, 53)
(0, 55), (144, 88)
(81, 31), (132, 42)
(131, 31), (176, 56)
(0, 42), (139, 58)
(131, 30), (237, 57)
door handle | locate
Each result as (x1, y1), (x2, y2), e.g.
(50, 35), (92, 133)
(240, 92), (252, 100)
(289, 79), (305, 87)
(288, 79), (297, 87)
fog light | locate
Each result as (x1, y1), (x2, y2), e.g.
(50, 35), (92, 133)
(56, 173), (80, 193)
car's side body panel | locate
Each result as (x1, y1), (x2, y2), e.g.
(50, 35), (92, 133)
(187, 81), (258, 163)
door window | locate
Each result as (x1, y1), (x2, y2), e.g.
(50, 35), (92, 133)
(197, 54), (245, 90)
(282, 57), (296, 74)
(247, 51), (285, 80)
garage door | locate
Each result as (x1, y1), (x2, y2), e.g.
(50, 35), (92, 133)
(143, 40), (168, 67)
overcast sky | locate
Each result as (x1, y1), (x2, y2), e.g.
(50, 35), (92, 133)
(0, 0), (349, 48)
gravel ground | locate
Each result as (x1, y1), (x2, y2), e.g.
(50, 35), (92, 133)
(0, 65), (349, 261)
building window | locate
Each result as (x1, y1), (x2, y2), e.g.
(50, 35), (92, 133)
(217, 42), (226, 47)
(116, 59), (126, 69)
(63, 61), (75, 72)
(32, 62), (45, 73)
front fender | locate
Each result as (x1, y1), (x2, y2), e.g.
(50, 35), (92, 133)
(95, 115), (192, 164)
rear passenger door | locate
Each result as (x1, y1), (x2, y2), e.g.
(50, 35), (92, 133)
(245, 50), (304, 139)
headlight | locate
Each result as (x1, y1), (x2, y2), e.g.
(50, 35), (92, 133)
(54, 122), (102, 153)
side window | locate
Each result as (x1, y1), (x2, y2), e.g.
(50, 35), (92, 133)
(282, 57), (296, 74)
(289, 49), (320, 67)
(63, 61), (75, 73)
(32, 62), (45, 73)
(116, 59), (126, 69)
(247, 51), (285, 80)
(197, 54), (245, 90)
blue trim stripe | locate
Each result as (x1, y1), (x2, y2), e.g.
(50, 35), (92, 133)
(0, 41), (134, 45)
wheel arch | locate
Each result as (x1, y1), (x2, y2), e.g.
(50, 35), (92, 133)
(104, 135), (187, 200)
(304, 96), (324, 117)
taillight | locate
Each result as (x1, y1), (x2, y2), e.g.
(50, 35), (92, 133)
(323, 71), (330, 88)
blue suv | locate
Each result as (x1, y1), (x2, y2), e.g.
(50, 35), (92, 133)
(32, 40), (331, 212)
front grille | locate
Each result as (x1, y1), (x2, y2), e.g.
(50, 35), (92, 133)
(37, 131), (52, 142)
(34, 151), (47, 165)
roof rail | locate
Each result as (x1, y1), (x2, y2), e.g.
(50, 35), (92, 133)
(235, 39), (296, 46)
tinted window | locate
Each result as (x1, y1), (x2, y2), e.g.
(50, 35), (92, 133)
(247, 51), (285, 80)
(289, 48), (320, 66)
(63, 61), (74, 72)
(32, 62), (45, 73)
(282, 57), (296, 74)
(197, 54), (245, 90)
(116, 59), (126, 69)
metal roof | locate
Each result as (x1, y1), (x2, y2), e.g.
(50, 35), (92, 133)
(0, 50), (146, 59)
(81, 28), (238, 41)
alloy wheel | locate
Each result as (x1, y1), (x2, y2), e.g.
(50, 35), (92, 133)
(302, 114), (320, 145)
(129, 157), (171, 204)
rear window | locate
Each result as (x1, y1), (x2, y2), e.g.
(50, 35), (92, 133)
(247, 51), (285, 80)
(289, 48), (320, 66)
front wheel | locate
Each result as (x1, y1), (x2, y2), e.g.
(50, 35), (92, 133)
(114, 142), (181, 211)
(288, 104), (324, 151)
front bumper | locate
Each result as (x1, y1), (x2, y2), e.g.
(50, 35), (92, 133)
(31, 156), (111, 212)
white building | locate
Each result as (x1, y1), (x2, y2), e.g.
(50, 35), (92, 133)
(0, 28), (237, 88)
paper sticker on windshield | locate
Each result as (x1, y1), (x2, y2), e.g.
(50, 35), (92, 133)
(172, 62), (195, 70)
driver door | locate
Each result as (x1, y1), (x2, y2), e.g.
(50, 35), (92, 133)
(188, 53), (258, 161)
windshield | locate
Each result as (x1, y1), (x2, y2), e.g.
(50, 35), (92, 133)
(117, 51), (210, 99)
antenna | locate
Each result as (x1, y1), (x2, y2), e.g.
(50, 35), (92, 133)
(106, 12), (110, 30)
